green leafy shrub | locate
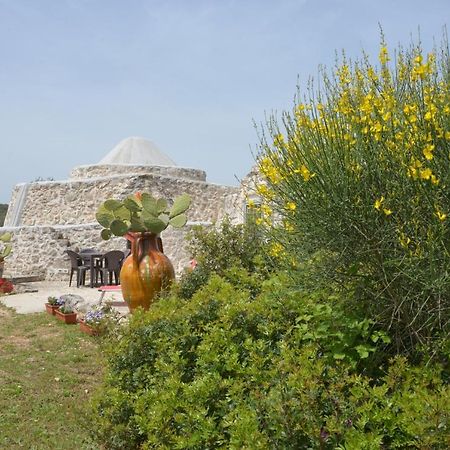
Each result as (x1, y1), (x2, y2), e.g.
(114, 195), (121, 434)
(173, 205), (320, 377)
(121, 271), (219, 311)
(91, 274), (448, 449)
(255, 35), (450, 355)
(176, 216), (273, 299)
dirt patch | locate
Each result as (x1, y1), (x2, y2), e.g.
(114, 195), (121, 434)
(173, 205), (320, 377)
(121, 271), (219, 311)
(3, 335), (32, 348)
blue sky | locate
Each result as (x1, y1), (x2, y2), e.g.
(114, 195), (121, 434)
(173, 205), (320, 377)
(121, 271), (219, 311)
(0, 0), (448, 202)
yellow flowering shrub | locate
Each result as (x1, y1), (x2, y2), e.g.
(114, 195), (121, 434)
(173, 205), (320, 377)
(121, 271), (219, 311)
(256, 35), (450, 355)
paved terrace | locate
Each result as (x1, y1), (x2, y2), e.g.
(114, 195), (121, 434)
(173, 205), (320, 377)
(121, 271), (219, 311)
(0, 281), (128, 315)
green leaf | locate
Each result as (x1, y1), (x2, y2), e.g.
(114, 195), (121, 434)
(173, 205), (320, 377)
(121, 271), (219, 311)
(110, 219), (129, 236)
(96, 205), (115, 228)
(2, 244), (12, 258)
(333, 353), (346, 360)
(114, 206), (131, 222)
(158, 213), (170, 226)
(141, 193), (158, 216)
(156, 198), (168, 214)
(169, 213), (187, 228)
(103, 199), (123, 211)
(101, 229), (112, 240)
(355, 345), (371, 359)
(123, 197), (142, 213)
(0, 232), (12, 242)
(143, 216), (167, 234)
(130, 217), (147, 232)
(169, 194), (191, 218)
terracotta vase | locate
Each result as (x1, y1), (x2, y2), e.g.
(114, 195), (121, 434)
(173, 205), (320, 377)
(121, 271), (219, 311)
(55, 309), (78, 324)
(45, 303), (59, 315)
(120, 232), (175, 313)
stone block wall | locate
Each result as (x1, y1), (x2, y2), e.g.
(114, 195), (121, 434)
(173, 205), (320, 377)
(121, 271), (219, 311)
(70, 164), (207, 182)
(7, 173), (243, 227)
(1, 222), (206, 281)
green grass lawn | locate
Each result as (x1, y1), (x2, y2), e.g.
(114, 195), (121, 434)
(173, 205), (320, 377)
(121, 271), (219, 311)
(0, 303), (104, 449)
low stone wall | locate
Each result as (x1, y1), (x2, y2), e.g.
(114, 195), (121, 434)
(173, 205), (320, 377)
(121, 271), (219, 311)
(10, 173), (242, 227)
(70, 164), (207, 182)
(1, 222), (207, 282)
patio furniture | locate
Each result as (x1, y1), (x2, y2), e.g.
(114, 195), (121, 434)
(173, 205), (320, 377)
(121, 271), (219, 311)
(79, 250), (105, 288)
(66, 250), (90, 288)
(97, 250), (124, 286)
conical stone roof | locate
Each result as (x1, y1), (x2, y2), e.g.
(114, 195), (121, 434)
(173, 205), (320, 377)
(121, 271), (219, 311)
(98, 137), (176, 166)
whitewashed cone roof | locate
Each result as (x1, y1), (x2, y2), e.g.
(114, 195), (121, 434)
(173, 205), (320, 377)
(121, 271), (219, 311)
(98, 136), (176, 166)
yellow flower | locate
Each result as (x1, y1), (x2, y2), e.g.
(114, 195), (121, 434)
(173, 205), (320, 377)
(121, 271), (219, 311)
(255, 217), (263, 225)
(423, 144), (435, 161)
(419, 168), (432, 180)
(436, 210), (447, 222)
(273, 133), (285, 148)
(256, 183), (273, 199)
(259, 157), (282, 184)
(269, 242), (284, 258)
(261, 204), (272, 217)
(374, 196), (385, 210)
(383, 208), (393, 216)
(379, 46), (390, 64)
(294, 164), (314, 182)
(283, 221), (294, 232)
(424, 111), (433, 121)
(286, 202), (296, 211)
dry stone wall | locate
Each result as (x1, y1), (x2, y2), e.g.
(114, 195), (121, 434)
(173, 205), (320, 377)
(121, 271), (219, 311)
(70, 164), (207, 182)
(14, 173), (242, 227)
(3, 164), (250, 281)
(1, 222), (206, 281)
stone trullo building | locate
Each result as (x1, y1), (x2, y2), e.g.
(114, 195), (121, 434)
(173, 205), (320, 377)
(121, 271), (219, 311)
(1, 137), (246, 281)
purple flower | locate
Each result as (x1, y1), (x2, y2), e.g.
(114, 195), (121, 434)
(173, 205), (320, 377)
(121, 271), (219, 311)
(85, 309), (105, 324)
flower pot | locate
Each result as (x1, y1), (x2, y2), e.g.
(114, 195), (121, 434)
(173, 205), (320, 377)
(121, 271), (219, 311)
(45, 303), (59, 315)
(55, 309), (77, 324)
(79, 320), (99, 336)
(120, 232), (175, 313)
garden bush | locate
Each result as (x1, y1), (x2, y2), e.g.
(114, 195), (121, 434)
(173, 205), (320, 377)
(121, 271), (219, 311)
(255, 35), (450, 355)
(176, 216), (273, 299)
(91, 274), (449, 449)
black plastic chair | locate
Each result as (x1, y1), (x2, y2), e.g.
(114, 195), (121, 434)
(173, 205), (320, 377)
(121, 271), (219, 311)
(66, 250), (90, 288)
(97, 250), (124, 285)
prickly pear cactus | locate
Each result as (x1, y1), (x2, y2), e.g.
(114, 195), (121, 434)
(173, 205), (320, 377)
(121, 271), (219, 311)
(96, 193), (192, 240)
(0, 232), (12, 262)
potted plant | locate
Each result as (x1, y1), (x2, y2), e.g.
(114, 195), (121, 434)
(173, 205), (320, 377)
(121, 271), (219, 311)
(96, 192), (191, 312)
(55, 302), (77, 324)
(45, 296), (60, 315)
(79, 305), (121, 336)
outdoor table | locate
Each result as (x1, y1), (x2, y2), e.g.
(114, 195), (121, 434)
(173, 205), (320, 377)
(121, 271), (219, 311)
(80, 251), (105, 288)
